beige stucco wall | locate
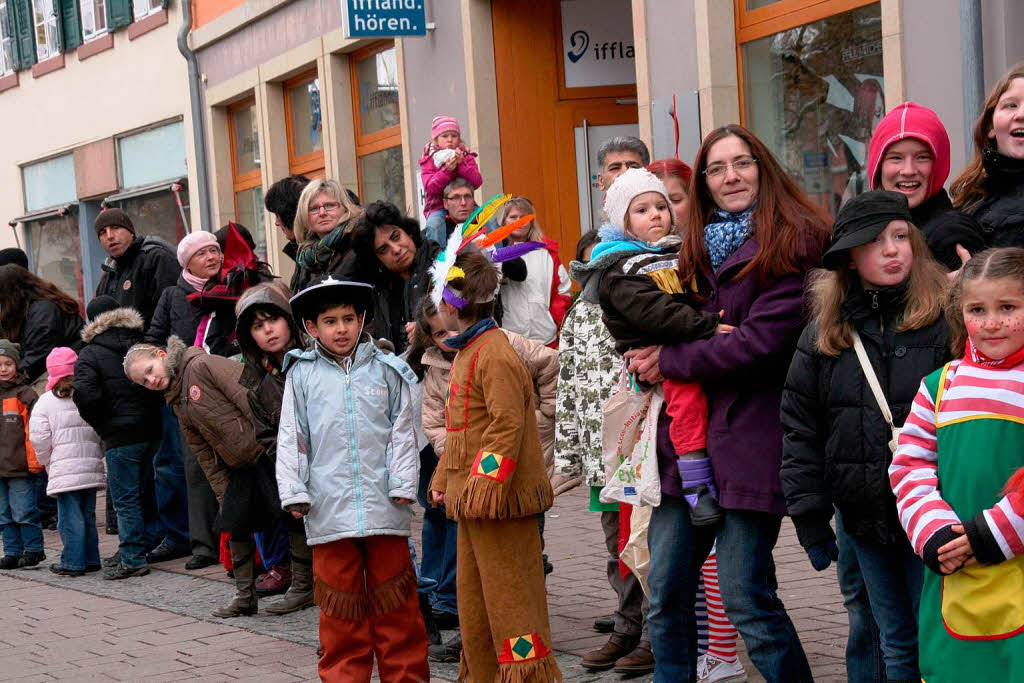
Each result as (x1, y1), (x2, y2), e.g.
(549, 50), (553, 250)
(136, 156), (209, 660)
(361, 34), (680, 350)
(0, 2), (198, 250)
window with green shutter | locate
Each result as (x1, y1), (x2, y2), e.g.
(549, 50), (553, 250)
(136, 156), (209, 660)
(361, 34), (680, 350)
(105, 0), (128, 28)
(59, 0), (80, 49)
(9, 0), (35, 69)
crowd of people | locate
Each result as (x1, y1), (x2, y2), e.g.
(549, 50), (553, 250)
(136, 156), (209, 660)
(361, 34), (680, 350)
(0, 65), (1022, 683)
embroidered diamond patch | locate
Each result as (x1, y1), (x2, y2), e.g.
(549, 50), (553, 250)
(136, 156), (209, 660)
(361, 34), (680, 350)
(497, 632), (551, 663)
(471, 451), (517, 483)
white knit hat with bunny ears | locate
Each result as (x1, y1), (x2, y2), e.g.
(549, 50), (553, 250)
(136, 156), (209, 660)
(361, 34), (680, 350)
(602, 167), (676, 232)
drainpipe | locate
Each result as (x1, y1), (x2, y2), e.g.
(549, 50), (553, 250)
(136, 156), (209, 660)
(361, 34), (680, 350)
(960, 0), (984, 161)
(177, 0), (212, 232)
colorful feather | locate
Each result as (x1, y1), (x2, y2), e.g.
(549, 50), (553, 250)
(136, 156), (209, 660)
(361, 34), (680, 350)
(491, 241), (545, 263)
(478, 214), (535, 248)
(465, 193), (512, 236)
(459, 193), (505, 237)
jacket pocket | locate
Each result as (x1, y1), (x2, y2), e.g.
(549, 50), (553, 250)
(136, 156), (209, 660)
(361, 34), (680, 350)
(941, 555), (1024, 639)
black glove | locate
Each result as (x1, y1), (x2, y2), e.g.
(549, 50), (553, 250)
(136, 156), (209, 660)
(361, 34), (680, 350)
(805, 539), (839, 571)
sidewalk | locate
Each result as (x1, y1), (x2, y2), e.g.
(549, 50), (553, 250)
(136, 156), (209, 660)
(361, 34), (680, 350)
(0, 486), (848, 681)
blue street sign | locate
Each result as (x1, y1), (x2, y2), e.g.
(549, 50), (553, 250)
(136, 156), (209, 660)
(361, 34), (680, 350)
(342, 0), (427, 38)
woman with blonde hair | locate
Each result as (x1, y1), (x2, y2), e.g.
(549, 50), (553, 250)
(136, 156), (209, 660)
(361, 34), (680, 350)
(292, 179), (365, 285)
(495, 197), (571, 347)
(950, 62), (1024, 247)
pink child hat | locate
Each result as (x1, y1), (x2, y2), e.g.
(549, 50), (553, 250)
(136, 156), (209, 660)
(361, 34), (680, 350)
(431, 115), (460, 139)
(45, 347), (78, 391)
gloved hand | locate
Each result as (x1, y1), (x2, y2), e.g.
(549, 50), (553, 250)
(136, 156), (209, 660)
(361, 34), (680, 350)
(806, 539), (839, 571)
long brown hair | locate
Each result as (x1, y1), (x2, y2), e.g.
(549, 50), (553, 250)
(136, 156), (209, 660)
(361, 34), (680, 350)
(52, 376), (73, 399)
(0, 265), (81, 341)
(950, 62), (1024, 211)
(810, 225), (948, 356)
(678, 125), (831, 286)
(947, 247), (1024, 357)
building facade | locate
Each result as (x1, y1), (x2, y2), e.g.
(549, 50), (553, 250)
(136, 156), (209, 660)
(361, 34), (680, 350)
(0, 0), (199, 300)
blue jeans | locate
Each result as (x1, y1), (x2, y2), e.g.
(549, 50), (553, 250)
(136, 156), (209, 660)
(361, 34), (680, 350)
(0, 476), (43, 556)
(56, 489), (100, 571)
(254, 518), (290, 569)
(716, 509), (813, 682)
(153, 407), (190, 551)
(647, 495), (716, 682)
(423, 210), (449, 248)
(35, 471), (56, 521)
(835, 510), (885, 683)
(106, 442), (163, 568)
(838, 515), (923, 681)
(417, 447), (458, 614)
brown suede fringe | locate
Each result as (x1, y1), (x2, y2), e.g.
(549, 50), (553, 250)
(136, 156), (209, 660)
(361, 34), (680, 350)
(450, 476), (554, 521)
(313, 576), (369, 620)
(368, 561), (417, 616)
(490, 656), (563, 683)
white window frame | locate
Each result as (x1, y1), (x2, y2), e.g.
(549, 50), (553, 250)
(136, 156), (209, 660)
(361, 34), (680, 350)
(80, 0), (107, 39)
(0, 0), (15, 75)
(31, 0), (59, 61)
(131, 0), (160, 20)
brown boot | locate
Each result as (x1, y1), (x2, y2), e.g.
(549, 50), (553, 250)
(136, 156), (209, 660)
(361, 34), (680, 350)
(614, 640), (655, 676)
(212, 539), (258, 618)
(264, 532), (314, 615)
(581, 633), (639, 671)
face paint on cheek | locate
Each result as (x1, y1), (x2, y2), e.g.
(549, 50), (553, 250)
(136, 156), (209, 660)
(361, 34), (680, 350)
(965, 319), (982, 337)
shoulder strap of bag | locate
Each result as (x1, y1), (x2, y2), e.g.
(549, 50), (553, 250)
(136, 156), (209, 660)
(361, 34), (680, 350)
(851, 330), (895, 429)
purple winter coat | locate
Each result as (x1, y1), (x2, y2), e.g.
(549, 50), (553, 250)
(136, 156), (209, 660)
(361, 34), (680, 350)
(656, 236), (816, 515)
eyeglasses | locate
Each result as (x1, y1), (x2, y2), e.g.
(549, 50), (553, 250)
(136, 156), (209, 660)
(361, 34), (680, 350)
(704, 157), (758, 179)
(444, 193), (474, 204)
(308, 201), (341, 215)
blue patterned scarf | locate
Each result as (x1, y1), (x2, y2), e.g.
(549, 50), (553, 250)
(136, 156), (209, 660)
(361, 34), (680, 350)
(704, 206), (754, 270)
(446, 317), (498, 350)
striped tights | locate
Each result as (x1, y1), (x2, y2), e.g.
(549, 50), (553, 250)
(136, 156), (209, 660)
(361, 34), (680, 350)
(695, 550), (738, 663)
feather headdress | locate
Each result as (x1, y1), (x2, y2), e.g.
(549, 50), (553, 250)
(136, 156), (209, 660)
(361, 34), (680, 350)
(429, 193), (545, 310)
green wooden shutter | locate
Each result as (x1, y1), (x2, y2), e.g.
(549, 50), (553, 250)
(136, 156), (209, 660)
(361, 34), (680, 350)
(105, 0), (129, 28)
(58, 0), (80, 50)
(10, 0), (35, 70)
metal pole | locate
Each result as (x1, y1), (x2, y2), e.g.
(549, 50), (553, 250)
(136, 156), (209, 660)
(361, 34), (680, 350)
(960, 0), (984, 161)
(177, 0), (213, 232)
(583, 118), (594, 231)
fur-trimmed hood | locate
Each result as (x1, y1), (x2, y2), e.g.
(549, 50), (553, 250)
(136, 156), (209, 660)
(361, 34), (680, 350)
(81, 308), (144, 344)
(162, 335), (193, 404)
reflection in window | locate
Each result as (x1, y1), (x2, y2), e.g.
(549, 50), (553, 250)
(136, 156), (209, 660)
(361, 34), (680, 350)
(32, 0), (59, 61)
(232, 104), (260, 175)
(234, 186), (267, 263)
(80, 0), (107, 39)
(112, 187), (190, 247)
(288, 78), (323, 157)
(28, 215), (84, 303)
(1, 0), (15, 74)
(742, 2), (883, 215)
(132, 0), (160, 20)
(356, 47), (399, 136)
(118, 121), (187, 188)
(359, 146), (405, 208)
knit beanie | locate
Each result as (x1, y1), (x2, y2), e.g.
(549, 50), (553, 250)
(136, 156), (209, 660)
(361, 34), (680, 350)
(0, 339), (20, 364)
(86, 295), (121, 322)
(176, 230), (219, 269)
(45, 347), (78, 391)
(602, 167), (676, 233)
(94, 208), (135, 236)
(431, 115), (461, 140)
(0, 248), (28, 268)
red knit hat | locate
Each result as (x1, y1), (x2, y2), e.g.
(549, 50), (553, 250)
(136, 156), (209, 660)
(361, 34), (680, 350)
(867, 102), (951, 200)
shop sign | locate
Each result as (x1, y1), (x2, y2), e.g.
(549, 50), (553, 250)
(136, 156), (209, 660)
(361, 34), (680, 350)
(561, 0), (636, 89)
(803, 152), (830, 194)
(342, 0), (426, 38)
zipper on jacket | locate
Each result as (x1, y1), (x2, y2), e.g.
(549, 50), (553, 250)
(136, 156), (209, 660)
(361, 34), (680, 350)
(343, 367), (366, 537)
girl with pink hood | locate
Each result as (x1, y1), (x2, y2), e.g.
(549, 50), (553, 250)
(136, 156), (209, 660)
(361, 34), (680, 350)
(867, 102), (984, 271)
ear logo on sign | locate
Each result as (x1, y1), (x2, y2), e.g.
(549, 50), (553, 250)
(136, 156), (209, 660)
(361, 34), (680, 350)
(567, 30), (589, 63)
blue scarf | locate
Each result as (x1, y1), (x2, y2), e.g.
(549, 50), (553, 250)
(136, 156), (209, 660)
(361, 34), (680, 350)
(446, 317), (498, 350)
(704, 206), (754, 270)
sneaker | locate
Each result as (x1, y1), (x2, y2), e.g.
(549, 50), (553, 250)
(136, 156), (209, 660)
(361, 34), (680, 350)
(0, 555), (21, 569)
(255, 564), (292, 596)
(185, 554), (219, 570)
(697, 655), (747, 683)
(146, 542), (190, 564)
(104, 565), (150, 580)
(428, 633), (462, 663)
(102, 551), (121, 568)
(19, 551), (45, 568)
(49, 563), (84, 577)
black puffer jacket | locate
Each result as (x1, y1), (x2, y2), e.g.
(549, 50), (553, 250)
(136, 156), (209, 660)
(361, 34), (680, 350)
(95, 236), (180, 328)
(19, 299), (84, 384)
(145, 275), (203, 348)
(971, 147), (1024, 248)
(73, 308), (163, 447)
(367, 240), (441, 354)
(912, 190), (984, 271)
(780, 284), (951, 547)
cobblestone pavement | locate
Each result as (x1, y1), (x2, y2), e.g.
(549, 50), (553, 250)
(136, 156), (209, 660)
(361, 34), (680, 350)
(0, 487), (848, 681)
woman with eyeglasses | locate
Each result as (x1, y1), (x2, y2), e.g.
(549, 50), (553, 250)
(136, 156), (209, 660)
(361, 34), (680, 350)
(291, 179), (366, 289)
(625, 125), (830, 682)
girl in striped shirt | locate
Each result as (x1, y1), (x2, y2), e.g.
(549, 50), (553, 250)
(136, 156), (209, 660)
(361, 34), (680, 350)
(890, 247), (1024, 682)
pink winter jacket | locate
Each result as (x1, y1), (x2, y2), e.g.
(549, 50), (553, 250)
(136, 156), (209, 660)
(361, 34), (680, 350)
(418, 147), (483, 217)
(28, 391), (105, 496)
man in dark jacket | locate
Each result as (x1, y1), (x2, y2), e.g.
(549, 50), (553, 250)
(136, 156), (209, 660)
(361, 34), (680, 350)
(94, 209), (180, 328)
(265, 174), (311, 293)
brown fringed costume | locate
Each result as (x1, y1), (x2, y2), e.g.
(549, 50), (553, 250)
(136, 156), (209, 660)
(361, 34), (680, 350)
(430, 325), (562, 682)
